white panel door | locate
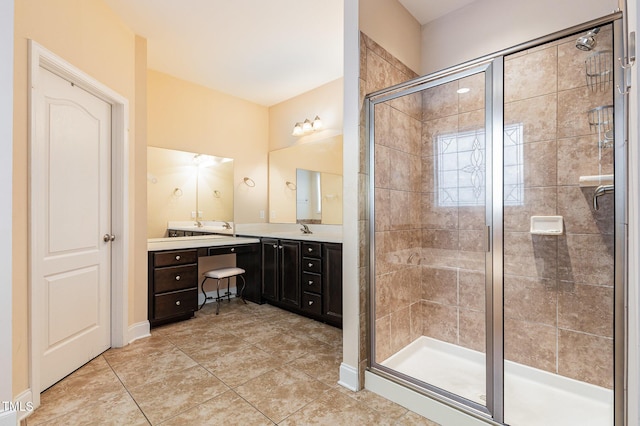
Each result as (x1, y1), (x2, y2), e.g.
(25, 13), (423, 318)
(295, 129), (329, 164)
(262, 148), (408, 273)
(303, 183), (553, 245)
(34, 67), (112, 390)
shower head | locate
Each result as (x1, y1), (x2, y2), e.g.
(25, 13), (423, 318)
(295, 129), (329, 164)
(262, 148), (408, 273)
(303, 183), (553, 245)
(576, 27), (601, 51)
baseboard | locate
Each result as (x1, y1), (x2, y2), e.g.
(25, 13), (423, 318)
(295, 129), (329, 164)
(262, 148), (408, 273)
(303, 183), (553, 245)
(12, 388), (34, 423)
(127, 321), (151, 344)
(0, 409), (16, 426)
(337, 362), (359, 391)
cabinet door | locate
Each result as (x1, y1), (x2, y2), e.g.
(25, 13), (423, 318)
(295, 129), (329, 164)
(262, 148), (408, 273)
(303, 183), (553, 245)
(323, 243), (343, 324)
(236, 243), (262, 304)
(279, 240), (301, 308)
(261, 239), (279, 301)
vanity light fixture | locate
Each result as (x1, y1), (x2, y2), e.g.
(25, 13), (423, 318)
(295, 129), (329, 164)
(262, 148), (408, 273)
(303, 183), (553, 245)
(292, 122), (304, 136)
(292, 115), (322, 136)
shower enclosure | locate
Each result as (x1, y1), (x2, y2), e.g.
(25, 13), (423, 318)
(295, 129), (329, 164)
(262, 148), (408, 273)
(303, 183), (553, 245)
(366, 18), (626, 426)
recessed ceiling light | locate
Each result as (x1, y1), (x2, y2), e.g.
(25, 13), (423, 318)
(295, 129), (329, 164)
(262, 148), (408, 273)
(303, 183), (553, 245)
(457, 87), (470, 94)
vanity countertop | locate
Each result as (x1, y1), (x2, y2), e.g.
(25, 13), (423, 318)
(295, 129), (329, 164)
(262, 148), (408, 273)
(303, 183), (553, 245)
(148, 235), (260, 251)
(235, 223), (342, 243)
(236, 230), (342, 243)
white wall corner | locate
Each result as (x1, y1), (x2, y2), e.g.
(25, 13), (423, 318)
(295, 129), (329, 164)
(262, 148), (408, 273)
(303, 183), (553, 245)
(338, 362), (359, 391)
(0, 410), (16, 426)
(128, 321), (151, 344)
(0, 0), (13, 420)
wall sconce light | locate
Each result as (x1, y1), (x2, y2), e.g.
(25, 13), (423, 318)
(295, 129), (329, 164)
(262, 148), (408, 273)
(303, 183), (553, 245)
(292, 115), (322, 136)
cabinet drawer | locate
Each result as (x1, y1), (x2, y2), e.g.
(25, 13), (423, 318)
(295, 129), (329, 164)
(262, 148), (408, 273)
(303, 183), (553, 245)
(302, 272), (322, 293)
(208, 244), (256, 256)
(302, 242), (321, 257)
(154, 288), (197, 320)
(301, 292), (322, 316)
(154, 250), (197, 267)
(154, 265), (198, 293)
(302, 257), (322, 274)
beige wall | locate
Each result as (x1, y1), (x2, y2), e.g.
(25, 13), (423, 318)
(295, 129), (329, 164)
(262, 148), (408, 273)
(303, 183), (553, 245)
(134, 35), (148, 325)
(268, 78), (344, 152)
(420, 0), (618, 74)
(13, 0), (143, 397)
(359, 0), (421, 74)
(147, 70), (269, 224)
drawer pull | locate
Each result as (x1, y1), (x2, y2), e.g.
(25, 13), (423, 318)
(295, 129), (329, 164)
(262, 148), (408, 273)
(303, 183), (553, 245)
(308, 280), (314, 285)
(308, 300), (314, 305)
(308, 263), (313, 268)
(231, 247), (235, 252)
(308, 247), (313, 252)
(176, 300), (181, 306)
(175, 255), (181, 261)
(175, 275), (181, 281)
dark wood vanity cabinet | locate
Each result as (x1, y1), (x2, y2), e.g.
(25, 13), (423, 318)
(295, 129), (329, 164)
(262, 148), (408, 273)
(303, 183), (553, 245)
(261, 239), (301, 308)
(148, 242), (262, 327)
(262, 238), (342, 327)
(322, 243), (343, 324)
(148, 249), (199, 326)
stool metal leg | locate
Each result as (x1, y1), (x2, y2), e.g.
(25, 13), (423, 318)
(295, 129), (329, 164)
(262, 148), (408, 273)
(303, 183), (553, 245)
(238, 275), (247, 304)
(199, 277), (209, 310)
(216, 278), (221, 315)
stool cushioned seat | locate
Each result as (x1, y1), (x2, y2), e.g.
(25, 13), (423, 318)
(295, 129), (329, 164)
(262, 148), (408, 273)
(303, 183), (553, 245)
(204, 267), (245, 280)
(200, 266), (247, 314)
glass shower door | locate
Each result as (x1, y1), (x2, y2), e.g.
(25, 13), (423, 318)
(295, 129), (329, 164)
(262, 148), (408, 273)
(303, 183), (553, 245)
(369, 64), (497, 416)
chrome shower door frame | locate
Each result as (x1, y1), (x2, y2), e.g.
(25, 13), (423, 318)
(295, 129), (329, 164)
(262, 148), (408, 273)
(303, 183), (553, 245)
(366, 59), (504, 423)
(366, 13), (626, 426)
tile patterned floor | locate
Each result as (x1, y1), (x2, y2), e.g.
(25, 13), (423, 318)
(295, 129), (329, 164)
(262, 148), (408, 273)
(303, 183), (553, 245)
(25, 300), (441, 425)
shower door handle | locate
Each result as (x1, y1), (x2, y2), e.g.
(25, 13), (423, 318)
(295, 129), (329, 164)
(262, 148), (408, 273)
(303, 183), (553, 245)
(485, 225), (491, 252)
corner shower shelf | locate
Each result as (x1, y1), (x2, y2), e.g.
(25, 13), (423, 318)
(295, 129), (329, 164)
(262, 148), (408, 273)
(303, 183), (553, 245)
(579, 174), (614, 187)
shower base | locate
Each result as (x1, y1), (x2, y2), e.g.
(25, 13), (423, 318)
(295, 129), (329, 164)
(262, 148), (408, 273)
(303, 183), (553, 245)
(381, 336), (613, 426)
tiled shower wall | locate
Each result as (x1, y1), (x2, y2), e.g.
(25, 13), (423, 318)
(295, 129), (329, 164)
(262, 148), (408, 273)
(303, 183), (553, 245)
(360, 33), (421, 363)
(366, 26), (615, 389)
(502, 28), (614, 388)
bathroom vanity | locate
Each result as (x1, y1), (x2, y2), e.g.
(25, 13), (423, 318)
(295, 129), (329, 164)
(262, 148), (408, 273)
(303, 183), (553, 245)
(147, 230), (342, 328)
(147, 235), (261, 327)
(260, 238), (342, 327)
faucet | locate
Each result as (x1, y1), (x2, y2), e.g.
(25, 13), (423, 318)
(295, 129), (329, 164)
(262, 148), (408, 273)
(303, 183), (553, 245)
(298, 221), (312, 234)
(222, 221), (232, 230)
(593, 184), (614, 210)
(195, 220), (203, 228)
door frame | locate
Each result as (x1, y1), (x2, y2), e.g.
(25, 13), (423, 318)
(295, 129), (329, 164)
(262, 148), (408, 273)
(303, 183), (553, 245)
(27, 40), (129, 408)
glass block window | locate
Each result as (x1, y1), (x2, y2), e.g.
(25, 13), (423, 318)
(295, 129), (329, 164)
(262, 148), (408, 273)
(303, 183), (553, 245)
(435, 124), (524, 207)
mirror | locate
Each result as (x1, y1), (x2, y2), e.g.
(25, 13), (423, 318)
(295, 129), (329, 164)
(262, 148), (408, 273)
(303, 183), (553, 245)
(296, 169), (342, 224)
(147, 146), (234, 238)
(268, 135), (342, 224)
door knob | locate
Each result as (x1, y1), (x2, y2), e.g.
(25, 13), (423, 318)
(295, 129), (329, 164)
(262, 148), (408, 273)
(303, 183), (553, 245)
(103, 234), (115, 242)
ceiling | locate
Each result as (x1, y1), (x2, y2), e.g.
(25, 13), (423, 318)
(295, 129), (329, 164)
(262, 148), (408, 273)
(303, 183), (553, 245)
(398, 0), (478, 25)
(103, 0), (476, 107)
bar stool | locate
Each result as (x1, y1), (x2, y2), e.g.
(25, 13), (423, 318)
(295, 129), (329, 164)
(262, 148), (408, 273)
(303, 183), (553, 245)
(199, 267), (247, 314)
